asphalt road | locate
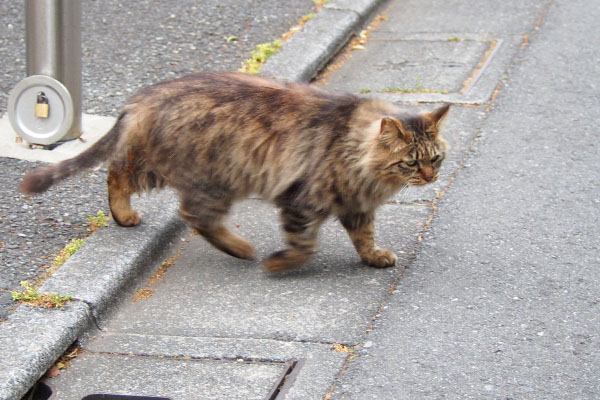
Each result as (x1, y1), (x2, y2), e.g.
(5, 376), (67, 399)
(331, 0), (600, 397)
(0, 0), (315, 322)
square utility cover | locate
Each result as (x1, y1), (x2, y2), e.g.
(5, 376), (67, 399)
(44, 354), (287, 400)
(325, 38), (493, 95)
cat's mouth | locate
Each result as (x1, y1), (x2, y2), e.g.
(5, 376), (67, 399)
(408, 175), (438, 186)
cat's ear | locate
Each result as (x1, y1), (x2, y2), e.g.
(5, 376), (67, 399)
(380, 117), (411, 150)
(427, 104), (451, 130)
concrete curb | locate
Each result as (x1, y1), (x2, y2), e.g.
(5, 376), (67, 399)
(0, 303), (92, 400)
(261, 0), (387, 82)
(0, 0), (383, 398)
(39, 191), (184, 323)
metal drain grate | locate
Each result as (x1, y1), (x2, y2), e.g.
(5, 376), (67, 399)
(22, 382), (54, 400)
(25, 358), (304, 400)
(265, 359), (305, 400)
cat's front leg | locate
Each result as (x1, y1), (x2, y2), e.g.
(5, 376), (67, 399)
(340, 211), (397, 268)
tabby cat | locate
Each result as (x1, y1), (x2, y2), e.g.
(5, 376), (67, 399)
(20, 72), (450, 272)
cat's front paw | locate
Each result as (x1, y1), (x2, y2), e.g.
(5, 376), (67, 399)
(226, 239), (256, 260)
(263, 249), (310, 272)
(113, 211), (142, 227)
(362, 248), (397, 268)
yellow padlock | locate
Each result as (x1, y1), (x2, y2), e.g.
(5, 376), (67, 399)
(35, 92), (49, 118)
(35, 103), (49, 118)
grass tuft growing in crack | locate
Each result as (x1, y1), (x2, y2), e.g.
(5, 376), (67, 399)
(238, 40), (283, 74)
(11, 281), (73, 308)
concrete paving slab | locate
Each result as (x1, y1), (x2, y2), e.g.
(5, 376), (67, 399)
(365, 30), (524, 103)
(85, 332), (340, 364)
(83, 333), (348, 400)
(0, 113), (116, 163)
(328, 38), (491, 95)
(320, 0), (543, 104)
(371, 0), (549, 35)
(97, 200), (430, 345)
(44, 353), (285, 400)
(324, 31), (522, 105)
(364, 35), (522, 105)
(330, 0), (600, 397)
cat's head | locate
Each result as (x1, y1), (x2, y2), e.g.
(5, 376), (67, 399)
(374, 104), (450, 187)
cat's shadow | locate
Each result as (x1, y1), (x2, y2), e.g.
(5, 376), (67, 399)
(261, 259), (370, 280)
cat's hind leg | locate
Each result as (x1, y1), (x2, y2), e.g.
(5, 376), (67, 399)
(264, 207), (326, 272)
(179, 194), (255, 260)
(340, 211), (397, 268)
(107, 164), (141, 227)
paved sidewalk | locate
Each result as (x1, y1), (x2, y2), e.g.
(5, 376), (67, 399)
(0, 1), (386, 399)
(331, 0), (600, 397)
(3, 0), (600, 398)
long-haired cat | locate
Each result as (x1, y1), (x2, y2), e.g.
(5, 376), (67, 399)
(20, 72), (450, 272)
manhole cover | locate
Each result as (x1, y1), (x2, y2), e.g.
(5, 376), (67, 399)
(325, 38), (494, 95)
(38, 353), (297, 399)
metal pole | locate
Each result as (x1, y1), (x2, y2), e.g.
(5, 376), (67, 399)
(25, 0), (81, 140)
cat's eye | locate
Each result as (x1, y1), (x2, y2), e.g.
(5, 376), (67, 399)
(431, 154), (441, 163)
(404, 159), (417, 167)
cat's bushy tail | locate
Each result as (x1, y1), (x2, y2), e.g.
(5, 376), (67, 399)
(19, 114), (124, 194)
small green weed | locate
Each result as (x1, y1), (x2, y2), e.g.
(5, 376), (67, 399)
(239, 40), (282, 74)
(313, 0), (330, 8)
(379, 87), (415, 93)
(53, 238), (86, 268)
(87, 210), (108, 233)
(378, 86), (448, 94)
(301, 13), (316, 22)
(378, 77), (448, 94)
(35, 211), (104, 285)
(415, 75), (425, 91)
(11, 211), (107, 301)
(11, 281), (73, 308)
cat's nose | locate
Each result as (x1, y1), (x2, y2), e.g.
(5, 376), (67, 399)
(420, 166), (435, 182)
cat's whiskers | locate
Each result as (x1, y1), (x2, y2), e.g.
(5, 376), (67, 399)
(393, 184), (413, 203)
